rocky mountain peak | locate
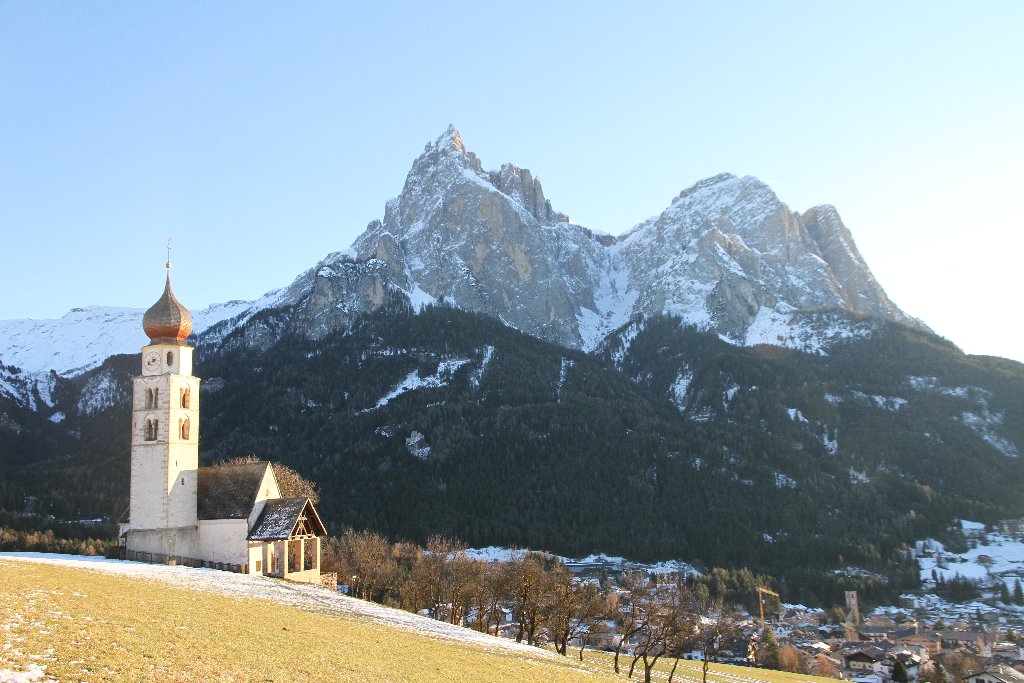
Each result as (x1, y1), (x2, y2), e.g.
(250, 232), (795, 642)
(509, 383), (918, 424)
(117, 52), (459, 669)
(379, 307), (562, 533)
(432, 123), (467, 155)
(0, 131), (928, 389)
(225, 134), (926, 355)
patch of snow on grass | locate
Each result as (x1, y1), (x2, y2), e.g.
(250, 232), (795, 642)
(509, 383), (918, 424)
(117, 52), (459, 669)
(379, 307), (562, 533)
(0, 662), (50, 683)
(0, 554), (548, 658)
(913, 520), (1024, 585)
(787, 408), (808, 423)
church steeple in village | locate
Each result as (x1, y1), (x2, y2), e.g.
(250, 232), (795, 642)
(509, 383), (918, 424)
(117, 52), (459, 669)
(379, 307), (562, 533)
(127, 259), (201, 556)
(122, 257), (327, 581)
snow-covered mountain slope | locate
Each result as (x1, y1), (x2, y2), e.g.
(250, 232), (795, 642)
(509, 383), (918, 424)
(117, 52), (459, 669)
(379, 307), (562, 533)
(0, 126), (925, 404)
(0, 300), (251, 405)
(350, 126), (613, 350)
(269, 126), (919, 353)
(617, 173), (920, 342)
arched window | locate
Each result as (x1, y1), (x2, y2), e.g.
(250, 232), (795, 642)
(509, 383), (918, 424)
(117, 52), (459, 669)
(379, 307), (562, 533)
(145, 418), (158, 441)
(145, 388), (156, 409)
(180, 386), (191, 409)
(166, 351), (174, 367)
(179, 417), (190, 440)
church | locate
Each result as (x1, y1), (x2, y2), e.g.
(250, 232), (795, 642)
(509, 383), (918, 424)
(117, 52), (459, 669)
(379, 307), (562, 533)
(119, 262), (327, 584)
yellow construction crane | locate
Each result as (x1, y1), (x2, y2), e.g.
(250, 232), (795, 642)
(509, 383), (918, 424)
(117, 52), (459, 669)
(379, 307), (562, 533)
(757, 587), (780, 630)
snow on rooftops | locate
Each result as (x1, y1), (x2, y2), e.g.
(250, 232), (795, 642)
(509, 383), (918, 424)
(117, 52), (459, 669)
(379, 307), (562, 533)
(248, 498), (325, 541)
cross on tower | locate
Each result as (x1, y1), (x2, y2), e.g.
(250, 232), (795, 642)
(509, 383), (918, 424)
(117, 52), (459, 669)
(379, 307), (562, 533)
(166, 237), (172, 270)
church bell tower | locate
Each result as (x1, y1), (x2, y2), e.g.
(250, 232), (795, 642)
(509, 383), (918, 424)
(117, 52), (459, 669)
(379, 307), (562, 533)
(125, 255), (200, 557)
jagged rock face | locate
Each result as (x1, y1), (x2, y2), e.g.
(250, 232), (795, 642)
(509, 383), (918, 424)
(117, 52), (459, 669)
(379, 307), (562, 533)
(0, 127), (924, 390)
(349, 126), (610, 349)
(236, 128), (920, 353)
(616, 173), (917, 341)
(799, 205), (913, 324)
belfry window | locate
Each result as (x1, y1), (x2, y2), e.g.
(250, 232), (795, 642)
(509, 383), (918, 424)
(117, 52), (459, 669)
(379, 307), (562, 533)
(145, 388), (158, 409)
(145, 418), (158, 441)
(166, 351), (174, 367)
(179, 417), (190, 440)
(180, 386), (191, 409)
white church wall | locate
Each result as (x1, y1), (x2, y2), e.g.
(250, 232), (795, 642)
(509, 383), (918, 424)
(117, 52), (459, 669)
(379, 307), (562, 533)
(198, 519), (249, 566)
(126, 527), (198, 559)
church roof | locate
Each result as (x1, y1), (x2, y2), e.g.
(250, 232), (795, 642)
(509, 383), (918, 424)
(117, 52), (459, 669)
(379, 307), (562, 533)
(248, 498), (327, 541)
(143, 271), (193, 344)
(197, 462), (271, 520)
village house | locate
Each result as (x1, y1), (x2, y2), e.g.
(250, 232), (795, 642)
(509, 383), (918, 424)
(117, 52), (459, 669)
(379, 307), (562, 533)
(844, 646), (894, 680)
(964, 664), (1024, 683)
(896, 629), (943, 657)
(943, 630), (992, 655)
(119, 263), (328, 584)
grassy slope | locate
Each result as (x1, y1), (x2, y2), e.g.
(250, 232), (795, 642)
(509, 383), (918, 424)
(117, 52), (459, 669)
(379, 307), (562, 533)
(0, 559), (837, 683)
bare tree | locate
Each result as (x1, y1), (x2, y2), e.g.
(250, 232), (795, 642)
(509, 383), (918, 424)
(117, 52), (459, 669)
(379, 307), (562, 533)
(613, 572), (650, 674)
(336, 528), (396, 601)
(813, 653), (840, 679)
(685, 595), (741, 683)
(542, 561), (578, 656)
(471, 560), (513, 635)
(508, 552), (549, 645)
(778, 643), (807, 673)
(574, 586), (614, 662)
(542, 563), (608, 658)
(409, 536), (479, 624)
(628, 583), (691, 683)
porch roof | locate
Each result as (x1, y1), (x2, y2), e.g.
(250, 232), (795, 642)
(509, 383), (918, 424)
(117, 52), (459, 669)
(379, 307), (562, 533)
(248, 498), (327, 541)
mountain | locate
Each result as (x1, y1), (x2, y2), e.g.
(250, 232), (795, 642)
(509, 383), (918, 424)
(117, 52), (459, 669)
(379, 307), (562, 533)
(317, 126), (923, 350)
(1, 127), (1022, 605)
(0, 125), (922, 398)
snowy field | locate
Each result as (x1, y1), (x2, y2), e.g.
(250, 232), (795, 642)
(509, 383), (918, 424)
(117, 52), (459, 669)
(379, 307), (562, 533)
(916, 520), (1024, 583)
(870, 520), (1024, 625)
(0, 552), (549, 660)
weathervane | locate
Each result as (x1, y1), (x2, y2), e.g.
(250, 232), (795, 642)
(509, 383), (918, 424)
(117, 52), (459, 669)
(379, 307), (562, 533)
(166, 237), (172, 270)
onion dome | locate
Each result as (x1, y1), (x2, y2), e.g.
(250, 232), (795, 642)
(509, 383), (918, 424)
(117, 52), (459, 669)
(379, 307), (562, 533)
(143, 270), (193, 344)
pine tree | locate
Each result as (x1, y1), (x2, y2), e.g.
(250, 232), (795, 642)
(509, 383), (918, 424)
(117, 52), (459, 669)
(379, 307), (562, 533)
(999, 581), (1010, 603)
(758, 628), (780, 670)
(893, 660), (910, 683)
(1015, 579), (1023, 606)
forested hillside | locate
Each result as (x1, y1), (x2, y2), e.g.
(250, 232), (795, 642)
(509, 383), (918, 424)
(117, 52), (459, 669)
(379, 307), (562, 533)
(3, 298), (1021, 606)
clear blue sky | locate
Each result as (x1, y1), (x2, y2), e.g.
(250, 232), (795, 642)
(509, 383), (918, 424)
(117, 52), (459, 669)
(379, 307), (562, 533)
(2, 1), (1022, 361)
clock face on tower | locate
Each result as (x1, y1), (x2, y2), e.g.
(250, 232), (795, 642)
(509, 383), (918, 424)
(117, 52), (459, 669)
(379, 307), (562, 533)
(144, 351), (161, 373)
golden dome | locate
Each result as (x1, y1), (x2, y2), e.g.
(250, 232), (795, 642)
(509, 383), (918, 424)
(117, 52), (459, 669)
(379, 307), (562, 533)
(143, 271), (193, 344)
